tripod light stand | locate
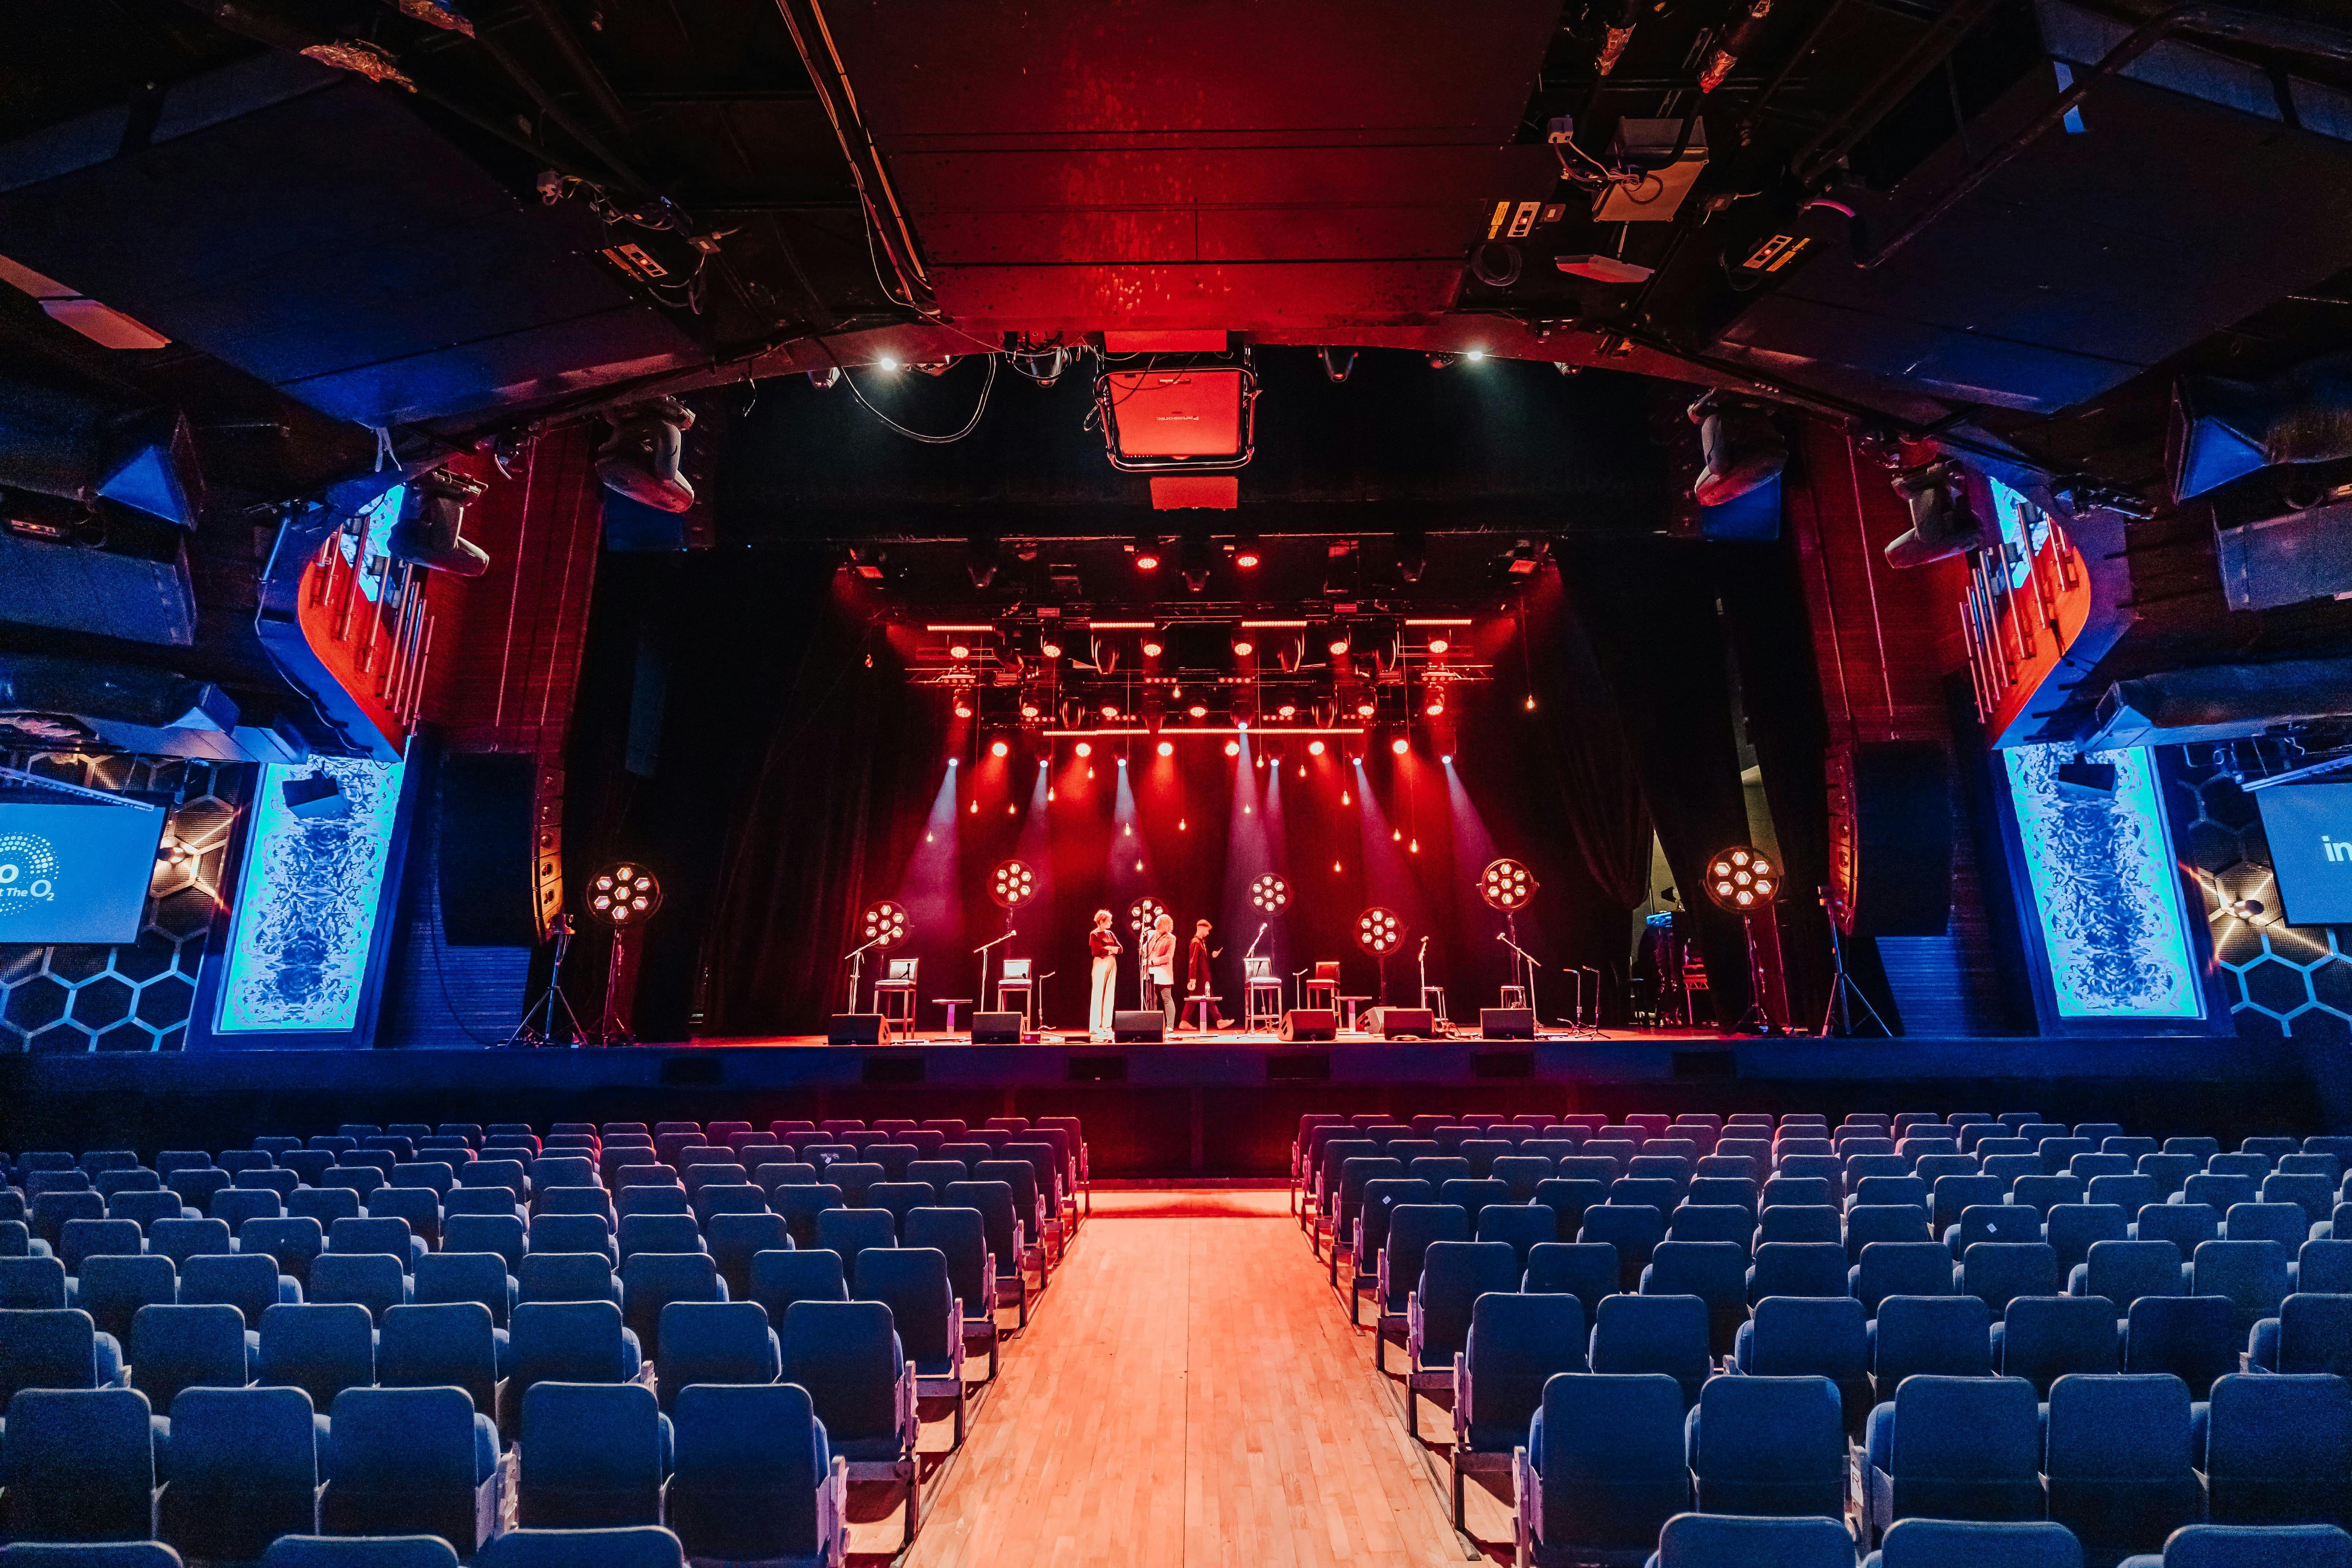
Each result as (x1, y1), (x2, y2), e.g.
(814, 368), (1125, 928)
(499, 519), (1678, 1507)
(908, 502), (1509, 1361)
(587, 862), (663, 1046)
(1704, 845), (1783, 1036)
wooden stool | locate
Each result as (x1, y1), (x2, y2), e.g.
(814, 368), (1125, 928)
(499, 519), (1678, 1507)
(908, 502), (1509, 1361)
(1245, 976), (1285, 1030)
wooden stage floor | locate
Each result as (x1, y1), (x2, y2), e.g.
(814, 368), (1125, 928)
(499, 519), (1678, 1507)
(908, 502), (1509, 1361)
(898, 1188), (1472, 1568)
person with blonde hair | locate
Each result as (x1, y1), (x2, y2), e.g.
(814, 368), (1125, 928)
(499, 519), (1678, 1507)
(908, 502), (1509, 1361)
(1145, 912), (1179, 1032)
(1086, 908), (1120, 1041)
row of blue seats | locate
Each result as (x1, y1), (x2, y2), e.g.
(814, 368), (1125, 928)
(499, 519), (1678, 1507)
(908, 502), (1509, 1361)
(0, 1524), (722, 1568)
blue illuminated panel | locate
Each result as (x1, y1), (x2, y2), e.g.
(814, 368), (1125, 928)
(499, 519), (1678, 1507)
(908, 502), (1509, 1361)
(2003, 745), (2203, 1020)
(216, 755), (405, 1034)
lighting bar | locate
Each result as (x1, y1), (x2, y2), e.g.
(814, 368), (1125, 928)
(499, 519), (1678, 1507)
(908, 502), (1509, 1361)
(1239, 618), (1311, 628)
(1087, 621), (1158, 630)
(1042, 726), (1366, 738)
(1404, 617), (1474, 626)
(923, 623), (998, 632)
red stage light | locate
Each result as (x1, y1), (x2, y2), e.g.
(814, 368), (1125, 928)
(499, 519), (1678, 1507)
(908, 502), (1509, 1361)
(1142, 638), (1164, 657)
(990, 740), (1010, 757)
(1189, 704), (1207, 719)
(1224, 740), (1241, 757)
(1428, 637), (1450, 655)
(1308, 739), (1326, 756)
(1134, 547), (1161, 572)
(1232, 638), (1254, 657)
(1101, 704), (1120, 719)
(954, 701), (973, 718)
(1075, 741), (1093, 757)
(1235, 546), (1261, 569)
(1357, 701), (1376, 717)
(1277, 704), (1297, 719)
(1391, 737), (1409, 755)
(1441, 753), (1453, 764)
(1039, 637), (1063, 658)
(1021, 702), (1040, 718)
(949, 644), (970, 660)
(1157, 740), (1174, 757)
(1425, 698), (1445, 716)
(1328, 637), (1350, 656)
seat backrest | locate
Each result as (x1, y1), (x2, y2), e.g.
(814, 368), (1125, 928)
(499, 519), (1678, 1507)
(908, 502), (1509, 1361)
(2001, 1295), (2121, 1395)
(654, 1301), (779, 1414)
(415, 1252), (512, 1328)
(1962, 1242), (2061, 1313)
(1747, 1295), (1867, 1379)
(1461, 1290), (1585, 1450)
(2225, 1201), (2311, 1249)
(1475, 1204), (1557, 1268)
(74, 1254), (175, 1343)
(2044, 1372), (2200, 1554)
(2277, 1292), (2352, 1377)
(1665, 1203), (1754, 1250)
(617, 1213), (703, 1263)
(0, 1386), (157, 1539)
(704, 1212), (791, 1300)
(1412, 1241), (1520, 1363)
(445, 1214), (527, 1273)
(779, 1300), (902, 1448)
(1689, 1373), (1846, 1516)
(2123, 1294), (2240, 1397)
(0, 1307), (100, 1401)
(258, 1301), (374, 1409)
(1758, 1205), (1842, 1246)
(2205, 1372), (2352, 1526)
(1874, 1519), (2085, 1568)
(2084, 1240), (2183, 1308)
(517, 1379), (666, 1526)
(2139, 1202), (2221, 1253)
(1874, 1294), (1994, 1386)
(620, 1252), (721, 1358)
(1588, 1293), (1711, 1402)
(1855, 1243), (1955, 1315)
(854, 1247), (955, 1366)
(1932, 1175), (2008, 1235)
(747, 1248), (848, 1322)
(517, 1252), (622, 1308)
(1750, 1240), (1851, 1300)
(128, 1302), (247, 1413)
(150, 1217), (233, 1268)
(328, 1217), (415, 1266)
(2088, 1174), (2159, 1215)
(2046, 1204), (2131, 1269)
(2186, 1173), (2259, 1212)
(532, 1213), (616, 1265)
(1887, 1375), (2043, 1515)
(178, 1251), (281, 1328)
(1530, 1372), (1690, 1551)
(666, 1382), (823, 1560)
(58, 1219), (144, 1277)
(1524, 1241), (1618, 1335)
(2193, 1239), (2292, 1331)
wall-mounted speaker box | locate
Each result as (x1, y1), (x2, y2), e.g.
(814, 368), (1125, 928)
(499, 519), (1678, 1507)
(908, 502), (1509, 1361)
(1374, 1007), (1436, 1039)
(1112, 1010), (1165, 1043)
(827, 1014), (890, 1045)
(1279, 1009), (1337, 1043)
(1827, 742), (1954, 936)
(969, 1012), (1023, 1044)
(1480, 1007), (1535, 1040)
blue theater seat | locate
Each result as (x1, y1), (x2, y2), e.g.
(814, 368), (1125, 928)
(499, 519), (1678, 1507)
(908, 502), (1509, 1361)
(2118, 1526), (2352, 1568)
(1738, 1296), (1872, 1436)
(1688, 1374), (1844, 1517)
(663, 1383), (841, 1566)
(0, 1387), (156, 1542)
(2045, 1373), (2201, 1567)
(1866, 1375), (2043, 1540)
(1867, 1519), (2084, 1568)
(1451, 1291), (1584, 1529)
(2125, 1295), (2239, 1398)
(2000, 1295), (2122, 1395)
(475, 1528), (684, 1568)
(257, 1303), (373, 1411)
(1590, 1293), (1712, 1410)
(779, 1301), (919, 1550)
(1648, 1512), (1855, 1568)
(127, 1304), (247, 1415)
(320, 1386), (499, 1556)
(157, 1386), (318, 1563)
(2204, 1373), (2352, 1528)
(380, 1303), (500, 1418)
(518, 1381), (670, 1529)
(1516, 1372), (1689, 1564)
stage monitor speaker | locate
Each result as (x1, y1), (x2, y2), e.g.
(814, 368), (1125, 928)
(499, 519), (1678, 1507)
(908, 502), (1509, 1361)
(1279, 1009), (1337, 1043)
(970, 1012), (1023, 1044)
(1827, 742), (1954, 936)
(827, 1014), (891, 1045)
(1112, 1010), (1164, 1043)
(1373, 1007), (1436, 1039)
(1480, 1007), (1535, 1040)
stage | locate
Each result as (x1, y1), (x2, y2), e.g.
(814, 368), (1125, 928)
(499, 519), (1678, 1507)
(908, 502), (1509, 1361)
(1, 1033), (2311, 1179)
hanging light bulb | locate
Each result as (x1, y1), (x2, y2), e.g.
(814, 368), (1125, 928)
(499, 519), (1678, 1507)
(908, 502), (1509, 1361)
(1410, 838), (1420, 853)
(1179, 818), (1188, 831)
(1342, 790), (1352, 805)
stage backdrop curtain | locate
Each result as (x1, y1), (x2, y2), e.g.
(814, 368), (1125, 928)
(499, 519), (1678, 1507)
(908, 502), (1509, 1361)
(1563, 535), (1756, 1026)
(1717, 536), (1904, 1034)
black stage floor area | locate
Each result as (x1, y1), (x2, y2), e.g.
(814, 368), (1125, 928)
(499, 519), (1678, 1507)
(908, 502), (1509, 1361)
(2, 1034), (2312, 1178)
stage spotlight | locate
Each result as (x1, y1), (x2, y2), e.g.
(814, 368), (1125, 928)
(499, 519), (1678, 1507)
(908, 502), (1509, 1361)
(595, 397), (695, 513)
(1249, 873), (1290, 913)
(389, 469), (491, 577)
(1428, 635), (1450, 656)
(990, 739), (1010, 757)
(1133, 532), (1162, 572)
(1480, 858), (1537, 911)
(1320, 346), (1357, 383)
(1328, 632), (1352, 657)
(1224, 740), (1241, 757)
(1704, 845), (1778, 911)
(954, 700), (975, 718)
(1142, 634), (1165, 658)
(966, 535), (1000, 590)
(1181, 534), (1211, 593)
(950, 642), (972, 660)
(1277, 704), (1297, 719)
(1688, 393), (1789, 508)
(1441, 753), (1453, 764)
(1234, 531), (1263, 569)
(1502, 538), (1547, 578)
(1425, 696), (1445, 717)
(588, 863), (663, 926)
(1100, 703), (1120, 719)
(1021, 700), (1041, 719)
(1039, 630), (1064, 658)
(1232, 636), (1255, 657)
(1464, 349), (1487, 362)
(990, 859), (1038, 908)
(1395, 528), (1427, 583)
(1524, 694), (1538, 711)
(1308, 739), (1326, 756)
(1157, 739), (1174, 757)
(1128, 896), (1165, 940)
(859, 899), (909, 947)
(1089, 632), (1119, 673)
(1391, 736), (1410, 755)
(1190, 704), (1209, 719)
(1075, 741), (1093, 757)
(1274, 633), (1306, 674)
(1358, 700), (1377, 718)
(878, 355), (901, 372)
(1355, 906), (1402, 956)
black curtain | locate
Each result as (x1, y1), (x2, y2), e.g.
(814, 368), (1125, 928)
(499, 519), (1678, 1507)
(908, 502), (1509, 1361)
(1718, 538), (1903, 1033)
(1563, 535), (1756, 1025)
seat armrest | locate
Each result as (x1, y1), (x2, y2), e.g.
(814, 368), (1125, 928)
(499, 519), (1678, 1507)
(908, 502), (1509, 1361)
(896, 1359), (920, 1455)
(1453, 1352), (1470, 1444)
(1406, 1289), (1424, 1365)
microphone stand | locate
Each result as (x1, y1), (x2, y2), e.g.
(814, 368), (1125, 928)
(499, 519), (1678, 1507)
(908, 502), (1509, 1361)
(1291, 967), (1309, 1013)
(1495, 932), (1543, 1031)
(1575, 966), (1602, 1035)
(973, 928), (1015, 1018)
(840, 934), (886, 1015)
(1032, 971), (1056, 1036)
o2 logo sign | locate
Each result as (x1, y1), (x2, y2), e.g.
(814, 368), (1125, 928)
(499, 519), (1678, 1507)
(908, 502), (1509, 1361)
(0, 834), (60, 919)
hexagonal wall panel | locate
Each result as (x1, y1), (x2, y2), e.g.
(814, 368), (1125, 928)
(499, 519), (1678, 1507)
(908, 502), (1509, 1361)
(0, 750), (250, 1052)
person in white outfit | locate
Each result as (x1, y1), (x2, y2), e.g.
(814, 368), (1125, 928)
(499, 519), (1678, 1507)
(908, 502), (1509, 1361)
(1087, 909), (1121, 1040)
(1146, 913), (1179, 1032)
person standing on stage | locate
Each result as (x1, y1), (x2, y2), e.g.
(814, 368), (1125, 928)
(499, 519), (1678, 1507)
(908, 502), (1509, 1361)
(1146, 912), (1178, 1032)
(1087, 909), (1121, 1041)
(1186, 918), (1223, 1030)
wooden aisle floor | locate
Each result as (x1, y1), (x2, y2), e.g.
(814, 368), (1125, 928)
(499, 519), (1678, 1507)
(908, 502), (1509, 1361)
(902, 1190), (1469, 1568)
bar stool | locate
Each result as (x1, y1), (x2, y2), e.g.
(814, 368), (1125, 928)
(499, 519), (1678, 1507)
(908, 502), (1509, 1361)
(1303, 961), (1341, 1012)
(1422, 985), (1449, 1024)
(1498, 984), (1527, 1010)
(1245, 960), (1284, 1030)
(873, 957), (918, 1030)
(995, 958), (1034, 1028)
(1182, 995), (1221, 1032)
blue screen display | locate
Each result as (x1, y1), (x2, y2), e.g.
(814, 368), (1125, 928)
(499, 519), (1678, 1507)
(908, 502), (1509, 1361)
(0, 799), (168, 945)
(2254, 782), (2352, 927)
